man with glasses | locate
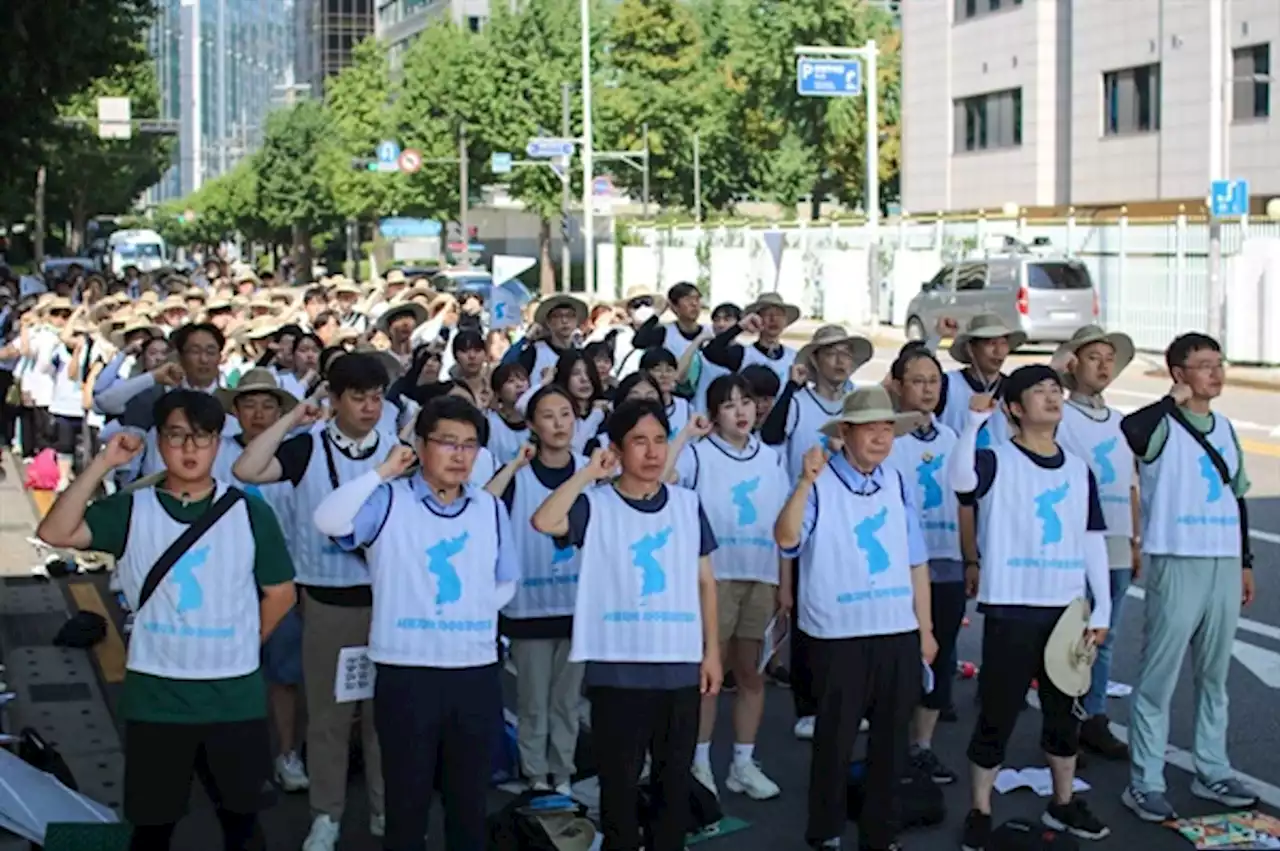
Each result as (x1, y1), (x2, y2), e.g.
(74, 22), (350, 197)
(233, 352), (401, 851)
(36, 390), (296, 851)
(1118, 333), (1260, 821)
(312, 395), (520, 851)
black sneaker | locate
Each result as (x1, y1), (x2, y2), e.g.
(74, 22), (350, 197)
(1079, 715), (1129, 761)
(768, 665), (792, 688)
(1043, 797), (1110, 840)
(960, 809), (991, 851)
(940, 704), (958, 723)
(722, 670), (738, 692)
(910, 747), (957, 785)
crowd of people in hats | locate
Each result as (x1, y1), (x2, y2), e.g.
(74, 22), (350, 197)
(0, 258), (1258, 851)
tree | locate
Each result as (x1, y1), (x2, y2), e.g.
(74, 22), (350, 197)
(321, 38), (401, 224)
(255, 101), (337, 282)
(1, 0), (154, 169)
(43, 57), (174, 250)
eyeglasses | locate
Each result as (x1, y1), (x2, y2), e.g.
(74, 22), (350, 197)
(161, 429), (217, 449)
(903, 377), (942, 389)
(182, 346), (221, 360)
(426, 437), (481, 454)
(1181, 362), (1225, 373)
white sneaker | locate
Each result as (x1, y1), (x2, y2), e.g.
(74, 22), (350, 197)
(301, 814), (340, 851)
(369, 813), (385, 838)
(692, 762), (719, 797)
(794, 716), (815, 740)
(530, 780), (552, 792)
(555, 781), (573, 797)
(859, 717), (870, 733)
(639, 754), (651, 782)
(726, 760), (780, 800)
(275, 752), (310, 792)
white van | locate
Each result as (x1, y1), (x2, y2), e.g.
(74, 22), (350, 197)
(108, 229), (168, 276)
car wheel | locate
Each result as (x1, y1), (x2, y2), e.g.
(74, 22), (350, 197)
(905, 316), (926, 341)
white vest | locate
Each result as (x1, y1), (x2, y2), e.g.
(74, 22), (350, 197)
(940, 370), (1011, 448)
(1140, 414), (1241, 557)
(665, 397), (691, 438)
(976, 444), (1092, 608)
(487, 411), (530, 466)
(571, 486), (704, 663)
(292, 426), (397, 587)
(504, 457), (586, 619)
(685, 438), (786, 584)
(785, 387), (845, 480)
(1057, 403), (1134, 539)
(742, 345), (796, 399)
(798, 466), (917, 639)
(693, 355), (729, 414)
(886, 422), (962, 561)
(364, 480), (502, 668)
(531, 341), (562, 384)
(662, 324), (703, 362)
(212, 437), (296, 530)
(118, 486), (261, 680)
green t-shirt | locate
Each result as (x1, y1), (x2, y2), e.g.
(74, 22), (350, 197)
(84, 488), (295, 724)
(1141, 407), (1251, 498)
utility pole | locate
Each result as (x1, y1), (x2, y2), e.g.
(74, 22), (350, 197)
(579, 0), (595, 297)
(1207, 0), (1226, 344)
(34, 167), (46, 272)
(459, 124), (469, 265)
(642, 123), (650, 216)
(692, 132), (702, 224)
(561, 83), (573, 292)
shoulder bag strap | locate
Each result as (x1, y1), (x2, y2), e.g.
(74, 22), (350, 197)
(321, 432), (341, 490)
(138, 488), (245, 612)
(1169, 408), (1230, 484)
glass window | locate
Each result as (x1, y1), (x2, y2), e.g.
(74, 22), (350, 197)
(1233, 44), (1271, 121)
(953, 88), (1022, 153)
(1103, 64), (1161, 135)
(1027, 262), (1093, 290)
(955, 263), (988, 291)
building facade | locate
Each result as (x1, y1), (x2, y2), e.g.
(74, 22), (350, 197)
(295, 0), (377, 93)
(377, 0), (491, 71)
(147, 0), (294, 204)
(901, 0), (1278, 213)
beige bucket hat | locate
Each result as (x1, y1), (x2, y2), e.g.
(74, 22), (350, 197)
(377, 301), (429, 334)
(1044, 598), (1098, 697)
(534, 293), (588, 327)
(109, 317), (164, 349)
(216, 367), (297, 415)
(797, 324), (874, 372)
(948, 313), (1028, 365)
(385, 269), (408, 286)
(1053, 325), (1135, 390)
(820, 385), (923, 439)
(616, 285), (667, 316)
(744, 292), (801, 326)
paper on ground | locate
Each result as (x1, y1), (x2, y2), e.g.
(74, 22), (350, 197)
(994, 767), (1090, 797)
(335, 645), (375, 703)
(757, 612), (790, 674)
(1107, 680), (1133, 697)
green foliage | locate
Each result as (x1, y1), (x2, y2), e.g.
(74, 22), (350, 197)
(322, 39), (401, 221)
(254, 100), (337, 234)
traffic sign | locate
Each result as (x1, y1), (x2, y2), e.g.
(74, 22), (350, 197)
(796, 58), (863, 97)
(398, 149), (423, 174)
(491, 152), (513, 174)
(1210, 179), (1249, 218)
(379, 218), (442, 239)
(592, 175), (614, 197)
(527, 137), (575, 158)
(376, 140), (401, 165)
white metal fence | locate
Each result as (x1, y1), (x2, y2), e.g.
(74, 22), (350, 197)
(597, 213), (1280, 364)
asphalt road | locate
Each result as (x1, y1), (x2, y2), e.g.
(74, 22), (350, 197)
(12, 344), (1280, 849)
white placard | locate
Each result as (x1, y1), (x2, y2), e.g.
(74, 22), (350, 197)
(335, 645), (375, 703)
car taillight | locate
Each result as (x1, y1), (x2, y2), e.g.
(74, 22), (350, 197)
(1091, 289), (1100, 317)
(1016, 285), (1029, 315)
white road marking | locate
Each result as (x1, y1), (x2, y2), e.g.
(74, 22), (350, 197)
(1126, 584), (1280, 642)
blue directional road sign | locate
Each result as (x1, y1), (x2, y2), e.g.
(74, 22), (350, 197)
(379, 217), (441, 239)
(526, 137), (575, 158)
(796, 58), (863, 97)
(375, 140), (401, 173)
(491, 152), (513, 174)
(1210, 179), (1249, 218)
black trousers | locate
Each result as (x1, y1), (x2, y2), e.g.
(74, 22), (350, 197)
(17, 404), (49, 458)
(967, 613), (1080, 768)
(373, 663), (501, 851)
(807, 631), (920, 849)
(789, 559), (818, 718)
(921, 581), (967, 712)
(0, 369), (14, 446)
(589, 685), (700, 851)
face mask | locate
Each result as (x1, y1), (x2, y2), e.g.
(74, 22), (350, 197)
(632, 305), (655, 324)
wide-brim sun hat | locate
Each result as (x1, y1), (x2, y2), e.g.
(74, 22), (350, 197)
(797, 324), (874, 372)
(820, 385), (923, 439)
(616, 285), (667, 316)
(330, 278), (362, 297)
(377, 300), (429, 335)
(216, 367), (297, 415)
(109, 318), (164, 349)
(385, 269), (407, 286)
(948, 312), (1029, 365)
(534, 293), (588, 327)
(744, 292), (801, 326)
(1053, 325), (1135, 391)
(1044, 597), (1097, 697)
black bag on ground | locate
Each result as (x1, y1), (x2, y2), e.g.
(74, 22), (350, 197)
(487, 790), (590, 851)
(53, 611), (107, 649)
(18, 727), (78, 791)
(637, 772), (722, 835)
(846, 759), (944, 829)
(988, 819), (1081, 851)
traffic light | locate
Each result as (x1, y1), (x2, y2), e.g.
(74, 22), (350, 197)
(350, 158), (376, 171)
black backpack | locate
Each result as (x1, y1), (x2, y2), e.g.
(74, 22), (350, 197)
(989, 820), (1081, 851)
(637, 771), (723, 837)
(846, 759), (945, 830)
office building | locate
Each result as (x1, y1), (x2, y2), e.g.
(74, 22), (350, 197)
(377, 0), (491, 71)
(146, 0), (293, 203)
(295, 0), (377, 93)
(901, 0), (1279, 213)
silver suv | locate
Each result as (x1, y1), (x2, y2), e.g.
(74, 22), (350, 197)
(903, 251), (1099, 344)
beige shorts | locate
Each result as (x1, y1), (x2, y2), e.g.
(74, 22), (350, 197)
(716, 580), (776, 642)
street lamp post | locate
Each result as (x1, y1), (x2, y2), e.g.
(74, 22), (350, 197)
(580, 0), (595, 298)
